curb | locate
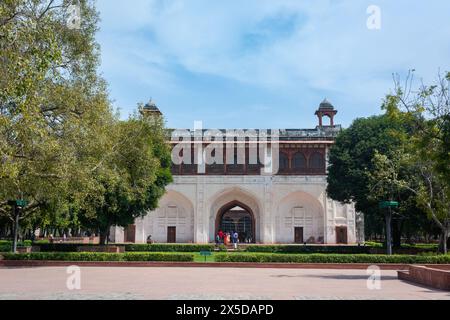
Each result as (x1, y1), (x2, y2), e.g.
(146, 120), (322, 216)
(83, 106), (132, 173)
(0, 260), (444, 270)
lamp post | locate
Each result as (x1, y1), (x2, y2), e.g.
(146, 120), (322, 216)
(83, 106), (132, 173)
(379, 201), (399, 255)
(8, 199), (28, 253)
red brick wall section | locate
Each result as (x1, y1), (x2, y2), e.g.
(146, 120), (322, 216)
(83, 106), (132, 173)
(399, 265), (450, 291)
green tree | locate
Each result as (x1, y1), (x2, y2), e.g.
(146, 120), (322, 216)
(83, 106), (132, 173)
(79, 110), (173, 244)
(381, 71), (450, 253)
(0, 0), (114, 250)
(326, 114), (424, 248)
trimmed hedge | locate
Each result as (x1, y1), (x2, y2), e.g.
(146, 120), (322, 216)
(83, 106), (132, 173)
(2, 252), (194, 262)
(0, 240), (32, 246)
(0, 240), (33, 252)
(244, 245), (371, 254)
(365, 242), (438, 250)
(244, 245), (438, 255)
(124, 243), (227, 252)
(214, 253), (450, 264)
(37, 243), (94, 252)
(36, 243), (227, 252)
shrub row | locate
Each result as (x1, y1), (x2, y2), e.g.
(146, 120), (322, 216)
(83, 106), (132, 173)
(2, 252), (194, 262)
(125, 243), (227, 252)
(36, 243), (226, 252)
(364, 242), (438, 250)
(0, 240), (32, 246)
(214, 253), (450, 264)
(244, 245), (371, 254)
(0, 240), (33, 252)
(37, 243), (96, 252)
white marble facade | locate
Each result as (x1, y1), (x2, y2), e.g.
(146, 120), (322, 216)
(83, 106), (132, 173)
(110, 100), (364, 244)
(111, 175), (360, 244)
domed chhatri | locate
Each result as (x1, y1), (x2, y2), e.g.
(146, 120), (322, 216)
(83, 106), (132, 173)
(315, 98), (338, 127)
(141, 99), (162, 116)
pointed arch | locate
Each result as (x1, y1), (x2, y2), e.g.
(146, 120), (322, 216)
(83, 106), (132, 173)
(276, 191), (325, 244)
(208, 186), (262, 243)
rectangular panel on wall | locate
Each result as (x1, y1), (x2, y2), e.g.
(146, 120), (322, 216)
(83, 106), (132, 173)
(167, 206), (177, 218)
(158, 209), (165, 218)
(284, 216), (292, 228)
(178, 209), (186, 218)
(293, 207), (304, 227)
(336, 204), (347, 218)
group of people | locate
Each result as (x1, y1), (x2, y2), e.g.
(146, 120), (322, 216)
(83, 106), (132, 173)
(216, 230), (239, 249)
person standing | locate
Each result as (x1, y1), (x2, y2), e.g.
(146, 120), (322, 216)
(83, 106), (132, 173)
(232, 231), (239, 249)
(215, 233), (220, 245)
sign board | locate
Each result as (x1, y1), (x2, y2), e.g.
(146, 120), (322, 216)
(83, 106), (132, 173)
(7, 199), (28, 208)
(379, 201), (399, 209)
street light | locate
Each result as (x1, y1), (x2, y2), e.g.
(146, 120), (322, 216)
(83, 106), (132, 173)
(379, 201), (399, 255)
(7, 199), (28, 253)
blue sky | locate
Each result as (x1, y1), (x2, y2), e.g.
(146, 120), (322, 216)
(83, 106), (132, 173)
(96, 0), (450, 129)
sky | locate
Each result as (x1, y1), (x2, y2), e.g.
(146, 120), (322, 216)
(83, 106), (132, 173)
(95, 0), (450, 129)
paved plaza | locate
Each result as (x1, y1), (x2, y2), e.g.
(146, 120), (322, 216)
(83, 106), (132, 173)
(0, 267), (448, 300)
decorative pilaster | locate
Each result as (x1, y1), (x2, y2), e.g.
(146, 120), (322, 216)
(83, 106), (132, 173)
(263, 176), (274, 243)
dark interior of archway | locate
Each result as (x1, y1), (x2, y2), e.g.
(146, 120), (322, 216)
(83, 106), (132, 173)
(218, 206), (254, 243)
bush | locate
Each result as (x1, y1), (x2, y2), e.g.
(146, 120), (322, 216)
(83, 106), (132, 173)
(37, 243), (98, 252)
(2, 252), (194, 262)
(244, 245), (371, 254)
(364, 241), (383, 248)
(123, 252), (193, 262)
(35, 243), (228, 252)
(0, 240), (33, 252)
(124, 243), (227, 252)
(214, 253), (450, 264)
(33, 239), (50, 245)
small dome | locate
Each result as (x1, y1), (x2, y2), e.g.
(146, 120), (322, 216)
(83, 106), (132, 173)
(319, 98), (334, 110)
(143, 99), (160, 112)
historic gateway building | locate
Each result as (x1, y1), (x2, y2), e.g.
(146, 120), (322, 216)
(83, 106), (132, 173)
(111, 100), (363, 244)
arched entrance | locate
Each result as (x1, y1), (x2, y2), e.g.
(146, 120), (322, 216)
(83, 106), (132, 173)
(215, 201), (255, 243)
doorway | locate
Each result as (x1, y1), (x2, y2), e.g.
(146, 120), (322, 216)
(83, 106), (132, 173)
(294, 227), (304, 244)
(167, 226), (176, 243)
(124, 224), (136, 243)
(216, 201), (255, 243)
(336, 226), (348, 244)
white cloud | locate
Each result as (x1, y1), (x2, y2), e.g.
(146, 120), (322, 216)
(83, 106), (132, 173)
(96, 0), (450, 125)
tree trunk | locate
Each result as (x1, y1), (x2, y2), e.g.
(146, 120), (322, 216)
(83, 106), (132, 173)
(385, 209), (392, 255)
(392, 219), (402, 248)
(12, 206), (19, 253)
(99, 226), (110, 245)
(439, 228), (448, 254)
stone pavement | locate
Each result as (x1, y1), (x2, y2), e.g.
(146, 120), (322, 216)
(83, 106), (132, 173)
(0, 267), (448, 300)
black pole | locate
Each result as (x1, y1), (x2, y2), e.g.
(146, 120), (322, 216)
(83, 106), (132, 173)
(12, 205), (19, 253)
(385, 207), (392, 255)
